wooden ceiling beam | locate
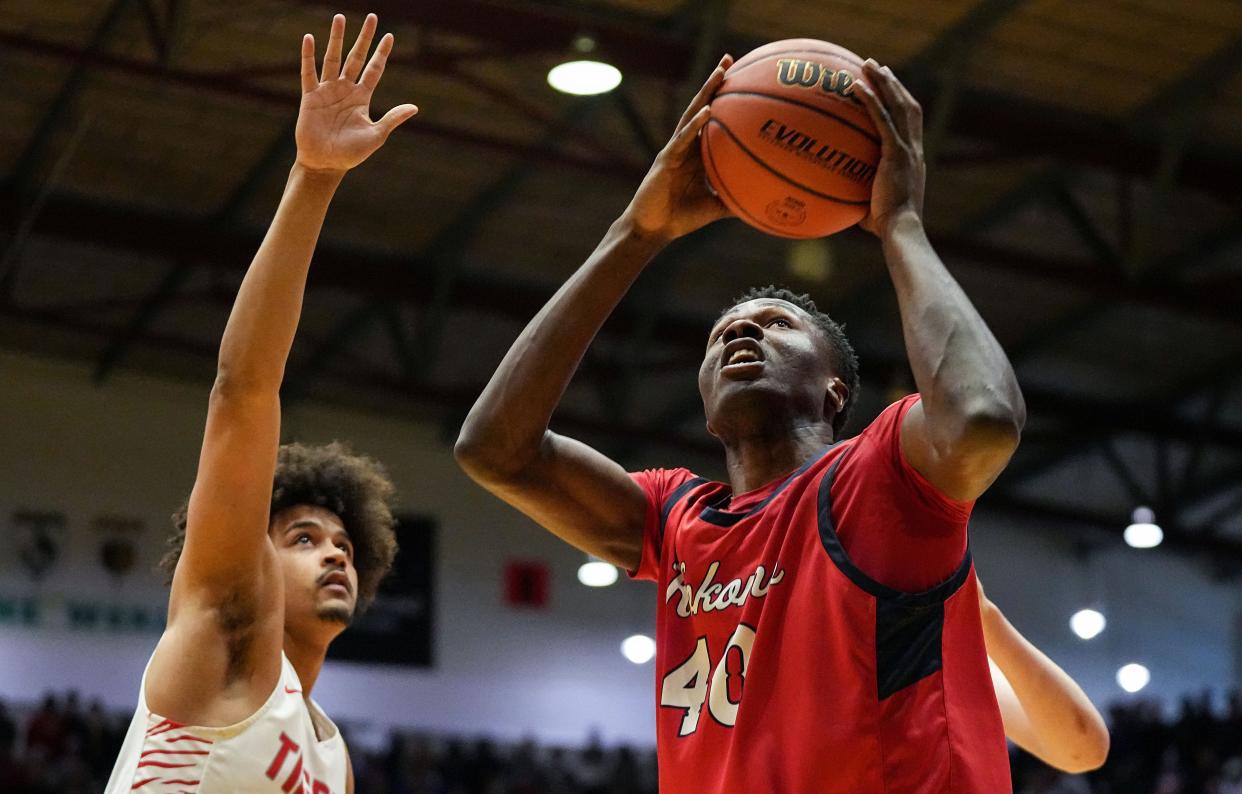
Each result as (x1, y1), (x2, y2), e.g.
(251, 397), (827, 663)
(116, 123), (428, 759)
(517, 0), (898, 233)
(8, 187), (1242, 455)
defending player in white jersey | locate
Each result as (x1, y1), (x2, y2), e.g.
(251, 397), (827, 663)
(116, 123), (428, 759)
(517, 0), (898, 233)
(105, 13), (418, 793)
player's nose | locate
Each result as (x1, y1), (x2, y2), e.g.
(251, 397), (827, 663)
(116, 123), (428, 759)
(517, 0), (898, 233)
(722, 317), (763, 344)
(321, 542), (346, 568)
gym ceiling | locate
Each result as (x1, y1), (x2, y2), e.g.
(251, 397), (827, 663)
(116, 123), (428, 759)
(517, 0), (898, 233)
(2, 0), (1241, 570)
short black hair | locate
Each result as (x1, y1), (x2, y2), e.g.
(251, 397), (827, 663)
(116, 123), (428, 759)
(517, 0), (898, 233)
(162, 442), (398, 611)
(723, 286), (860, 436)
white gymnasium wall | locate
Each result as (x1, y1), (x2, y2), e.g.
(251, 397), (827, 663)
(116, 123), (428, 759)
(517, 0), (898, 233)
(0, 348), (1238, 746)
(0, 350), (658, 746)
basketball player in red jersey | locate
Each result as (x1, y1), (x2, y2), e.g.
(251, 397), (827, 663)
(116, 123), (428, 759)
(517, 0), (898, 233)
(104, 14), (416, 793)
(457, 54), (1047, 792)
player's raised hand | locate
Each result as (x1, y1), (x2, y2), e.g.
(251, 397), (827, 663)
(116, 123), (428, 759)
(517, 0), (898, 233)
(853, 59), (925, 237)
(622, 54), (734, 242)
(295, 13), (418, 174)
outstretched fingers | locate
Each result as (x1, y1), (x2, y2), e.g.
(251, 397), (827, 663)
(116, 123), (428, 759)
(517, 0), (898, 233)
(360, 31), (395, 92)
(300, 34), (318, 94)
(342, 12), (377, 83)
(673, 54), (733, 136)
(321, 14), (347, 81)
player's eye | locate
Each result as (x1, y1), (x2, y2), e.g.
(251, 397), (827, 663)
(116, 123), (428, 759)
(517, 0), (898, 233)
(768, 318), (791, 328)
(296, 533), (312, 544)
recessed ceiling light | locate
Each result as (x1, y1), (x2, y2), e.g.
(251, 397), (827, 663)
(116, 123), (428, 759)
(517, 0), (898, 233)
(577, 559), (618, 587)
(621, 634), (656, 664)
(548, 60), (622, 96)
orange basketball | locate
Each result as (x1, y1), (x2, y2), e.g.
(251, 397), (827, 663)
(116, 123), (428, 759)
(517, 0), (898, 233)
(701, 39), (880, 239)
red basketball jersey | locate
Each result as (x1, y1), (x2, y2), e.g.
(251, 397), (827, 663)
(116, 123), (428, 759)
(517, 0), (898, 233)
(630, 396), (1010, 794)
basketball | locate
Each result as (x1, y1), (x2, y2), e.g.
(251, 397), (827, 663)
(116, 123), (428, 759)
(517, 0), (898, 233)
(701, 39), (880, 239)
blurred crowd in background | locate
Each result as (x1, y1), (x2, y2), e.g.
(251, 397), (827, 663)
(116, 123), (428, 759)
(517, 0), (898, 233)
(1, 689), (1239, 793)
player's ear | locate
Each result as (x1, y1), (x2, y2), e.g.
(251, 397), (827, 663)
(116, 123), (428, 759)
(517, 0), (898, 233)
(824, 378), (848, 418)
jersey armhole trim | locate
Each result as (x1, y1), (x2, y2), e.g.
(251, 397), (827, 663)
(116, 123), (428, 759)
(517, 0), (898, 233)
(660, 477), (709, 541)
(138, 652), (291, 741)
(816, 444), (972, 606)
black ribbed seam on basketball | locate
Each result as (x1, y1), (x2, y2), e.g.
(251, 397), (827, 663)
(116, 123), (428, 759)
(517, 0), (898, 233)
(703, 118), (872, 206)
(713, 91), (881, 145)
(815, 444), (974, 700)
(660, 477), (709, 542)
(698, 442), (844, 528)
(701, 128), (796, 238)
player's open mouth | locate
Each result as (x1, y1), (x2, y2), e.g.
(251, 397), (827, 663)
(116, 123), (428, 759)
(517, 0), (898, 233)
(320, 571), (351, 596)
(721, 340), (765, 377)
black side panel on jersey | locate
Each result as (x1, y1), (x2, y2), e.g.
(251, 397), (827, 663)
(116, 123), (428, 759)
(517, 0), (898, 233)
(815, 443), (973, 700)
(875, 599), (944, 700)
(660, 477), (708, 541)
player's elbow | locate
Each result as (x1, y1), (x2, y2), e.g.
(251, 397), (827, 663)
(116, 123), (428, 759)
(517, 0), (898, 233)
(208, 371), (276, 410)
(454, 431), (500, 482)
(957, 400), (1024, 459)
(454, 426), (527, 486)
(1053, 713), (1111, 774)
(1073, 716), (1111, 772)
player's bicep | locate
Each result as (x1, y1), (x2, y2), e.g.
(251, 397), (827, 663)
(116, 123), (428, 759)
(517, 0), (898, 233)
(174, 385), (282, 595)
(477, 431), (648, 570)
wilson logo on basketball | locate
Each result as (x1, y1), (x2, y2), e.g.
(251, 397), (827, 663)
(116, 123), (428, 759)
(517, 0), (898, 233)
(775, 58), (856, 99)
(757, 119), (877, 185)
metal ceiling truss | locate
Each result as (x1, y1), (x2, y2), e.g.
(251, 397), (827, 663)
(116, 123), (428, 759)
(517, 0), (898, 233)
(281, 96), (609, 399)
(8, 187), (1242, 461)
(93, 118), (299, 384)
(0, 0), (137, 301)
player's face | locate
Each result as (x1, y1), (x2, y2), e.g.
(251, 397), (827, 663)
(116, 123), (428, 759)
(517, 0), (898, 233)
(698, 299), (836, 436)
(270, 505), (359, 632)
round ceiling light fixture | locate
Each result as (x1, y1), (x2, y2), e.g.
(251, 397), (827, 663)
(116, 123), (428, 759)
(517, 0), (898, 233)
(547, 35), (622, 96)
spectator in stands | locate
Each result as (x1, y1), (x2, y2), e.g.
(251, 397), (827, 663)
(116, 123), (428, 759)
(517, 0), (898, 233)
(23, 693), (64, 760)
(5, 685), (1242, 793)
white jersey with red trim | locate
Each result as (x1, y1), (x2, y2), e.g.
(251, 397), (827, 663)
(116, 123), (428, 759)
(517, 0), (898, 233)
(104, 652), (348, 794)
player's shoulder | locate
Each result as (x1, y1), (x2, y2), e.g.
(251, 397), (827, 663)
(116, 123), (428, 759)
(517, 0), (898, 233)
(630, 466), (713, 494)
(841, 393), (922, 453)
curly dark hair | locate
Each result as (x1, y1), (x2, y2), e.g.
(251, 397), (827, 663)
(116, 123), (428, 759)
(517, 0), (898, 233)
(723, 285), (861, 436)
(161, 441), (398, 611)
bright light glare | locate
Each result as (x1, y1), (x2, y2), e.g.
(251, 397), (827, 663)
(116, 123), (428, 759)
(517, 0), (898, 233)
(1117, 663), (1150, 693)
(577, 560), (619, 587)
(621, 634), (656, 664)
(1069, 608), (1106, 640)
(1124, 522), (1164, 549)
(547, 60), (622, 95)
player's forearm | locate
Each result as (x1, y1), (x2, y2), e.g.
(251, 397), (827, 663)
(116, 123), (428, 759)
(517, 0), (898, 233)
(215, 164), (343, 394)
(982, 601), (1109, 772)
(456, 213), (666, 477)
(882, 210), (1025, 450)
